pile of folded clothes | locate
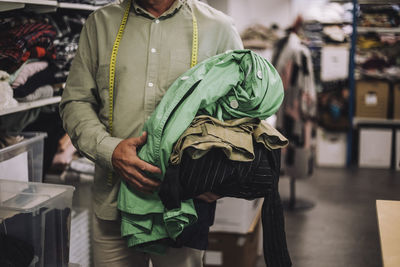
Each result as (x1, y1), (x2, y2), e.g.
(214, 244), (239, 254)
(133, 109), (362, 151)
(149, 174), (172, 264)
(0, 13), (86, 103)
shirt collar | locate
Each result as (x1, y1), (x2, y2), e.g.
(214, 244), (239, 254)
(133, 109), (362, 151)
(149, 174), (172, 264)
(132, 0), (187, 20)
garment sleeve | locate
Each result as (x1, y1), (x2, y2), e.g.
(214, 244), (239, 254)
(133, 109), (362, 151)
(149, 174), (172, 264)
(216, 16), (244, 53)
(59, 15), (122, 170)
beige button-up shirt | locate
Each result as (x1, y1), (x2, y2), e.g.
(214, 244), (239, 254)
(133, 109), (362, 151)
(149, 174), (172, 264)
(60, 0), (243, 220)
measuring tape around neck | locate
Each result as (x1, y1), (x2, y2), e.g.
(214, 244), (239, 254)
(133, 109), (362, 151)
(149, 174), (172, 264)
(107, 1), (198, 185)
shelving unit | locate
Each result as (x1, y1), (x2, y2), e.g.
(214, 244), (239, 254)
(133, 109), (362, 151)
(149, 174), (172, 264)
(0, 97), (62, 117)
(358, 27), (400, 33)
(353, 117), (400, 126)
(0, 0), (101, 12)
(58, 2), (98, 11)
(347, 0), (400, 168)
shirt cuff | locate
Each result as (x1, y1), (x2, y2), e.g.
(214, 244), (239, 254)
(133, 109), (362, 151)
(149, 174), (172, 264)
(97, 136), (123, 170)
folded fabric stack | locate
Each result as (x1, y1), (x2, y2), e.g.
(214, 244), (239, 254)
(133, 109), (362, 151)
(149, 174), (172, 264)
(355, 5), (400, 81)
(0, 13), (86, 106)
(358, 5), (400, 28)
(240, 24), (279, 50)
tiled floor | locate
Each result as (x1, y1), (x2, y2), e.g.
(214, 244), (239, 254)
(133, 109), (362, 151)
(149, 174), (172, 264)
(256, 167), (400, 267)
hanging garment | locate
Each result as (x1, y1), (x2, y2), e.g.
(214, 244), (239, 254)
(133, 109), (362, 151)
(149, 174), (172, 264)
(118, 49), (284, 252)
(272, 32), (317, 177)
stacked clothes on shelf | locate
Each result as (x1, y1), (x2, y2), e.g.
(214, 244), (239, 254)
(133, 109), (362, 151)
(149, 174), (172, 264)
(301, 3), (353, 89)
(0, 12), (86, 104)
(300, 3), (353, 132)
(358, 4), (400, 28)
(58, 0), (115, 6)
(356, 5), (400, 81)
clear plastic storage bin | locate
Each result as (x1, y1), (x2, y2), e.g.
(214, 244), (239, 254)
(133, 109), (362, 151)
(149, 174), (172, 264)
(0, 180), (75, 267)
(0, 132), (47, 182)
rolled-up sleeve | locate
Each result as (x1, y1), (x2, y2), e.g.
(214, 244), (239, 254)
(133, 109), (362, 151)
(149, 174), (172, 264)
(59, 15), (122, 170)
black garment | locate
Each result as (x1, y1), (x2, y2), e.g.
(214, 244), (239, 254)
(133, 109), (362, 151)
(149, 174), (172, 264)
(0, 207), (71, 267)
(135, 199), (216, 251)
(262, 190), (292, 267)
(13, 65), (58, 98)
(173, 199), (216, 250)
(159, 142), (281, 210)
(159, 142), (292, 267)
(0, 234), (34, 267)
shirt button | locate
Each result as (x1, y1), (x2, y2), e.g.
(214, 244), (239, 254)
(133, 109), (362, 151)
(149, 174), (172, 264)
(148, 82), (154, 87)
(257, 70), (263, 79)
(151, 48), (156, 53)
(230, 100), (239, 109)
(155, 19), (160, 24)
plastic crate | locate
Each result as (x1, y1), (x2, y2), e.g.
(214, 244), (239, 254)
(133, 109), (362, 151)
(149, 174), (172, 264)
(0, 132), (47, 182)
(0, 180), (75, 267)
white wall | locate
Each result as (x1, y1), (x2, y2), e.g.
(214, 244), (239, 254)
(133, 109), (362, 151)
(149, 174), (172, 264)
(207, 0), (293, 34)
(207, 0), (330, 35)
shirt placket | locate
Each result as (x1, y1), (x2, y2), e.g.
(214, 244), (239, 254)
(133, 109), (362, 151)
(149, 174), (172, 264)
(144, 18), (162, 120)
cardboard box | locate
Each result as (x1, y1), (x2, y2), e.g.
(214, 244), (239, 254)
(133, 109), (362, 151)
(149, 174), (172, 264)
(358, 128), (392, 168)
(356, 80), (389, 118)
(320, 45), (349, 81)
(394, 84), (400, 120)
(205, 216), (261, 267)
(396, 130), (400, 171)
(316, 127), (347, 167)
(210, 198), (263, 234)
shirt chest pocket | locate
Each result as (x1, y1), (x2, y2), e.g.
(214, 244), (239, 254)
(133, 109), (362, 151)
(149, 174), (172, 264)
(163, 49), (191, 91)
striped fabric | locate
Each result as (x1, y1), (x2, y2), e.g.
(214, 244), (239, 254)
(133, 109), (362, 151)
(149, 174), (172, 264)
(159, 142), (280, 209)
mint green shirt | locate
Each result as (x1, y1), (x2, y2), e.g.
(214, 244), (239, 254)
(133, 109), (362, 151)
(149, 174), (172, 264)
(119, 49), (284, 252)
(60, 0), (243, 220)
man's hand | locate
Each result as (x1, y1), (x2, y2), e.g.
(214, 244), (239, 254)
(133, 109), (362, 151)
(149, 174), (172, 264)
(112, 132), (161, 194)
(196, 192), (220, 203)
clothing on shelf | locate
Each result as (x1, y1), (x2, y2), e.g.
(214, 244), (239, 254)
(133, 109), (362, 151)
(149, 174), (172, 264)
(0, 13), (86, 106)
(0, 134), (24, 149)
(16, 84), (54, 102)
(0, 70), (18, 110)
(13, 65), (58, 98)
(241, 24), (279, 50)
(11, 61), (49, 88)
(0, 20), (57, 74)
(356, 32), (400, 81)
(358, 5), (400, 28)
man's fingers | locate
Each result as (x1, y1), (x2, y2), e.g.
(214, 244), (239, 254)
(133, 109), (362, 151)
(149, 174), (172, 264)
(130, 168), (160, 188)
(135, 158), (162, 175)
(196, 192), (220, 203)
(203, 192), (220, 201)
(130, 132), (148, 147)
(196, 194), (211, 202)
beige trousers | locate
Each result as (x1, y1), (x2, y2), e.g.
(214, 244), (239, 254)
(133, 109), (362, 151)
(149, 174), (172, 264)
(92, 214), (205, 267)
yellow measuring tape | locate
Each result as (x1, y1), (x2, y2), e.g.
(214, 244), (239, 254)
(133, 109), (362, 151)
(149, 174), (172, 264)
(107, 1), (198, 185)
